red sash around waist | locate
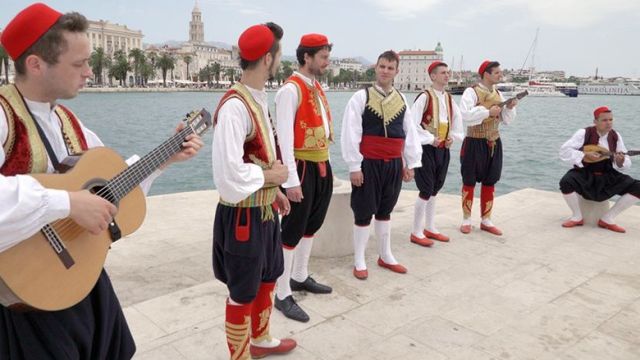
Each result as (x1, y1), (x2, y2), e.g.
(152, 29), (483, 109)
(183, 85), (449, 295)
(360, 135), (404, 160)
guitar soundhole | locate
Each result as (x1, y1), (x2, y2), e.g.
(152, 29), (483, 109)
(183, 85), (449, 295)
(85, 179), (118, 207)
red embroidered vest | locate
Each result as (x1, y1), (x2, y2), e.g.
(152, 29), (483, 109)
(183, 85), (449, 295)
(0, 84), (88, 176)
(285, 75), (333, 162)
(213, 83), (277, 209)
(418, 88), (454, 141)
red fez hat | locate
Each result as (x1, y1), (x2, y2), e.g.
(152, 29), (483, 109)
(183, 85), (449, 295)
(428, 61), (445, 74)
(593, 106), (611, 118)
(238, 24), (275, 61)
(478, 60), (492, 76)
(0, 3), (63, 60)
(299, 33), (329, 48)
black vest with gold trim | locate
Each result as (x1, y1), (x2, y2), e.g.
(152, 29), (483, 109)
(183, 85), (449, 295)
(362, 86), (406, 139)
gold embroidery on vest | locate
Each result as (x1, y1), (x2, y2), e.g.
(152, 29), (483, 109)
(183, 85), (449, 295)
(54, 107), (84, 155)
(422, 89), (451, 139)
(0, 85), (48, 173)
(467, 86), (501, 141)
(366, 87), (406, 129)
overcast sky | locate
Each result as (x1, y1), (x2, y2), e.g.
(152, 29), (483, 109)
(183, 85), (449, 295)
(2, 0), (639, 77)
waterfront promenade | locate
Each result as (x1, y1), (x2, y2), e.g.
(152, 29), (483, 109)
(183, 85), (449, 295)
(106, 188), (640, 360)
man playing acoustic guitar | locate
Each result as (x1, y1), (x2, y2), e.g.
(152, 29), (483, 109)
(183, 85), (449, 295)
(559, 106), (640, 233)
(0, 4), (203, 359)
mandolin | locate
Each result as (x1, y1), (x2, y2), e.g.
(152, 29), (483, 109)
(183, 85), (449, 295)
(582, 144), (640, 163)
(498, 90), (528, 108)
(0, 109), (212, 311)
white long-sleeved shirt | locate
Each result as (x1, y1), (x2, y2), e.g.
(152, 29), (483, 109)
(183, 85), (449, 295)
(0, 98), (159, 253)
(274, 71), (330, 188)
(411, 89), (465, 146)
(459, 83), (516, 130)
(212, 85), (276, 203)
(559, 128), (631, 171)
(340, 85), (422, 173)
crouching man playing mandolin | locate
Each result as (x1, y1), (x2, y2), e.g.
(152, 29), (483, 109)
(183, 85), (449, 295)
(0, 4), (203, 359)
(559, 106), (640, 233)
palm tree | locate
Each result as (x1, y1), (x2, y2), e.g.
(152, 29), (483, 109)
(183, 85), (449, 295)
(128, 48), (146, 86)
(156, 53), (175, 87)
(0, 46), (10, 84)
(109, 50), (131, 87)
(282, 61), (294, 79)
(140, 60), (155, 86)
(212, 62), (221, 86)
(183, 55), (193, 81)
(89, 47), (109, 85)
(224, 68), (236, 85)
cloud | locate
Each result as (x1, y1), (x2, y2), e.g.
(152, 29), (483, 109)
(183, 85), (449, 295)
(201, 0), (270, 17)
(523, 0), (640, 28)
(446, 0), (640, 29)
(364, 0), (442, 20)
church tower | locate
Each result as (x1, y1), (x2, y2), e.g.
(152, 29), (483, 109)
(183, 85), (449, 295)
(189, 1), (204, 43)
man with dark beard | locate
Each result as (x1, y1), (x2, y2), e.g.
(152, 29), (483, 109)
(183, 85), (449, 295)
(212, 22), (297, 359)
(273, 33), (334, 322)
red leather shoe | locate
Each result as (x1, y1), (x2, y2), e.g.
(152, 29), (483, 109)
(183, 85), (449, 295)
(250, 338), (297, 359)
(562, 219), (584, 228)
(480, 223), (503, 236)
(424, 230), (450, 242)
(598, 220), (626, 233)
(377, 257), (407, 274)
(410, 234), (434, 247)
(460, 224), (472, 234)
(353, 267), (368, 280)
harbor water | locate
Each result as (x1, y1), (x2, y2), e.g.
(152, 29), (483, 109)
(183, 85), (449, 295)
(63, 91), (640, 196)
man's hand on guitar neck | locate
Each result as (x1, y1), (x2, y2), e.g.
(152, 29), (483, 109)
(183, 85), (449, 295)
(160, 122), (205, 169)
(506, 99), (518, 110)
(614, 152), (625, 167)
(69, 190), (118, 235)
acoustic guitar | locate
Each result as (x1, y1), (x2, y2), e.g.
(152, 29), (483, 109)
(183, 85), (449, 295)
(582, 144), (640, 163)
(0, 109), (212, 311)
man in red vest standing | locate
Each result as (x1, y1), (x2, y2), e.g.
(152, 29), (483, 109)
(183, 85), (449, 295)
(0, 4), (202, 359)
(273, 33), (334, 323)
(212, 23), (297, 359)
(410, 61), (463, 246)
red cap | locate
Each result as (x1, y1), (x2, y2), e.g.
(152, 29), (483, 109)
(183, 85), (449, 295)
(478, 60), (491, 76)
(428, 61), (445, 74)
(593, 106), (611, 118)
(0, 3), (63, 60)
(238, 24), (275, 61)
(299, 33), (329, 48)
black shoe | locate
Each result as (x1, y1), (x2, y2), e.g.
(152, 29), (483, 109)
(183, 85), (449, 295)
(290, 276), (332, 294)
(274, 295), (310, 323)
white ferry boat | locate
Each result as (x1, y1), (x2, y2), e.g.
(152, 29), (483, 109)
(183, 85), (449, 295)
(578, 82), (640, 96)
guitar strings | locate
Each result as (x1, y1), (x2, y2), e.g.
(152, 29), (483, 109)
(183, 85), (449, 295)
(51, 120), (202, 239)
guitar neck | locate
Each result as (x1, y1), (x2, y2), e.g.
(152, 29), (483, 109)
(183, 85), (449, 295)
(106, 126), (194, 201)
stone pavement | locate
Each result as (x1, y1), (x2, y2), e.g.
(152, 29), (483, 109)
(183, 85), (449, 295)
(105, 188), (640, 360)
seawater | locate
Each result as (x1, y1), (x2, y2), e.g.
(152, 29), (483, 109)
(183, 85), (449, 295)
(63, 91), (640, 196)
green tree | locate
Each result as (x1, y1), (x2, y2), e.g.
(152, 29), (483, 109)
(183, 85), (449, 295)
(156, 53), (175, 87)
(224, 67), (236, 84)
(140, 60), (155, 86)
(89, 47), (109, 85)
(198, 64), (213, 86)
(282, 60), (294, 79)
(128, 48), (146, 86)
(108, 50), (131, 87)
(212, 62), (221, 86)
(183, 55), (193, 81)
